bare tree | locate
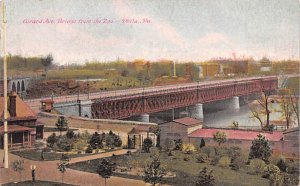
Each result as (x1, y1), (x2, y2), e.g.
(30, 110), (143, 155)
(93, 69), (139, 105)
(290, 90), (299, 127)
(250, 90), (274, 130)
(279, 95), (293, 129)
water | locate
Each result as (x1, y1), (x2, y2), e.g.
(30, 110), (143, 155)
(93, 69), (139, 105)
(150, 102), (283, 129)
(203, 103), (282, 129)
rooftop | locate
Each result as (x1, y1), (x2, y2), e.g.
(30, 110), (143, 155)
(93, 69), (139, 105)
(0, 95), (36, 120)
(0, 124), (34, 134)
(189, 128), (283, 141)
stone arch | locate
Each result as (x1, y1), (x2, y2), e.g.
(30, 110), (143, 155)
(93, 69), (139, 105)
(12, 82), (16, 92)
(17, 81), (20, 92)
(21, 80), (25, 91)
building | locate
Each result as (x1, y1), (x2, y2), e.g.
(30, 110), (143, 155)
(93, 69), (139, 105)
(159, 117), (202, 144)
(41, 99), (54, 112)
(127, 125), (156, 149)
(188, 128), (283, 151)
(0, 92), (43, 149)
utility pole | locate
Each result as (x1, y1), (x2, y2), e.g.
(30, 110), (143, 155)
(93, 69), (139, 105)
(2, 0), (9, 168)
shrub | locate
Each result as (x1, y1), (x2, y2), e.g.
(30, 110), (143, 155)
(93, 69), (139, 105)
(113, 135), (122, 147)
(281, 172), (291, 186)
(213, 131), (227, 146)
(182, 143), (196, 154)
(195, 167), (215, 186)
(196, 153), (208, 163)
(56, 136), (73, 152)
(174, 139), (183, 150)
(263, 164), (280, 179)
(211, 156), (221, 166)
(199, 138), (205, 149)
(248, 159), (266, 175)
(183, 156), (190, 161)
(269, 171), (281, 186)
(228, 146), (242, 159)
(89, 132), (103, 149)
(85, 145), (93, 153)
(277, 158), (287, 172)
(149, 147), (160, 157)
(218, 156), (231, 167)
(47, 133), (58, 148)
(230, 156), (245, 170)
(215, 147), (229, 156)
(201, 146), (215, 158)
(248, 134), (272, 163)
(66, 130), (75, 139)
(73, 139), (86, 153)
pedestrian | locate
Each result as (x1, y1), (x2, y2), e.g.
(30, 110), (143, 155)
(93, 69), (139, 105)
(31, 167), (36, 182)
(41, 150), (44, 161)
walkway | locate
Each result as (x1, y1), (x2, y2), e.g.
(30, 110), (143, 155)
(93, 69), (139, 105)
(0, 149), (146, 186)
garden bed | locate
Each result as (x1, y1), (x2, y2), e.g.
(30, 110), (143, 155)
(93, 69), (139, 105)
(68, 150), (271, 186)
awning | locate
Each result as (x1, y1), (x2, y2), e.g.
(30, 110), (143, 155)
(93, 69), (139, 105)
(0, 125), (34, 134)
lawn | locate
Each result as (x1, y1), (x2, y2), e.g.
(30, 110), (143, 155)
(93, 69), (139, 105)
(11, 149), (86, 161)
(69, 150), (270, 186)
(3, 180), (74, 186)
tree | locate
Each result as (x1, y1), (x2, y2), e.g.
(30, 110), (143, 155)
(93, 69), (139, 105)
(47, 133), (58, 148)
(230, 121), (239, 129)
(89, 132), (103, 149)
(143, 138), (153, 153)
(11, 159), (25, 182)
(213, 131), (227, 146)
(200, 138), (205, 148)
(279, 95), (293, 129)
(97, 159), (116, 186)
(195, 167), (215, 186)
(248, 134), (272, 163)
(58, 154), (70, 184)
(41, 54), (53, 77)
(290, 91), (299, 127)
(144, 157), (166, 186)
(250, 90), (275, 130)
(55, 116), (68, 135)
(66, 129), (75, 139)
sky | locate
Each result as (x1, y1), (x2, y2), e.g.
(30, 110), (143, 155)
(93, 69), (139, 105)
(4, 0), (300, 64)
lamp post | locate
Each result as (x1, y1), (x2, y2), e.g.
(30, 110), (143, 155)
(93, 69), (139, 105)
(2, 0), (9, 169)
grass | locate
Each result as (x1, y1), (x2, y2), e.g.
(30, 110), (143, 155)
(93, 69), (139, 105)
(68, 150), (270, 186)
(3, 180), (74, 186)
(11, 148), (123, 161)
(11, 149), (87, 161)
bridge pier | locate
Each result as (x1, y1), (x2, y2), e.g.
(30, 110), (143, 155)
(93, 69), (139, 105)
(189, 103), (203, 120)
(204, 96), (240, 111)
(229, 96), (239, 110)
(138, 114), (150, 123)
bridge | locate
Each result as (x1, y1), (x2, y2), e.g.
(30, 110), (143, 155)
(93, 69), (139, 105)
(25, 76), (278, 121)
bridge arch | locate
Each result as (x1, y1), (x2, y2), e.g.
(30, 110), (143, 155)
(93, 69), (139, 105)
(12, 82), (16, 92)
(21, 80), (25, 91)
(17, 81), (20, 92)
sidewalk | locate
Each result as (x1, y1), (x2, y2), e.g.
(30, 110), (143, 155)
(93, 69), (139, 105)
(0, 149), (146, 186)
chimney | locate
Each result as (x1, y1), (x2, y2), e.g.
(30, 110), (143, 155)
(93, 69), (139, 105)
(9, 91), (17, 117)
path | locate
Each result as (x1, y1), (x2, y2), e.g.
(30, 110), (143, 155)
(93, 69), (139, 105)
(0, 149), (147, 186)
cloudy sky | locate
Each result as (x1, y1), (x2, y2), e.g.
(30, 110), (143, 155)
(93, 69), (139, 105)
(5, 0), (300, 64)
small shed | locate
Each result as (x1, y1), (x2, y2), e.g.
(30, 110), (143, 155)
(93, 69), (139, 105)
(40, 99), (54, 112)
